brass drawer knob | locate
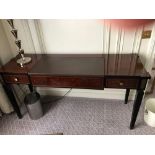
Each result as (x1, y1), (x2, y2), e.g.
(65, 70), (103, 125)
(14, 77), (18, 82)
(119, 82), (124, 86)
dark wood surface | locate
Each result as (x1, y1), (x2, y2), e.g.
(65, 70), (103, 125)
(0, 54), (41, 74)
(0, 53), (151, 129)
(31, 75), (103, 89)
(104, 54), (150, 78)
(30, 55), (105, 76)
(0, 54), (150, 78)
(0, 53), (151, 90)
(29, 54), (150, 78)
(3, 74), (30, 84)
(105, 77), (138, 89)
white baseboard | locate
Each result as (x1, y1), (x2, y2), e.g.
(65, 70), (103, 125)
(36, 87), (136, 100)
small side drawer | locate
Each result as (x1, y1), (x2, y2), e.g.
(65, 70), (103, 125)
(31, 75), (103, 89)
(105, 78), (138, 89)
(3, 74), (30, 84)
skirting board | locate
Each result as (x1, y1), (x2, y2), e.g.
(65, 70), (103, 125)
(36, 87), (137, 100)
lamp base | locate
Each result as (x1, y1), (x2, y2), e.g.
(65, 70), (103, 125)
(16, 57), (32, 67)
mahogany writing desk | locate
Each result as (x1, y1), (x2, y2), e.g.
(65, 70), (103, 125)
(0, 54), (151, 129)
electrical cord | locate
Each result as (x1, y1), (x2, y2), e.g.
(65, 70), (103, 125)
(54, 88), (72, 101)
(16, 84), (72, 103)
(43, 88), (73, 104)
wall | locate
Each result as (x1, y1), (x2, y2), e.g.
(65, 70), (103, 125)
(39, 20), (103, 54)
(1, 19), (155, 100)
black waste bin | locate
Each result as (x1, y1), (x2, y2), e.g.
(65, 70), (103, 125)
(24, 92), (43, 120)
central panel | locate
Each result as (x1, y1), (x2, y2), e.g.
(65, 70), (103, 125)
(29, 54), (105, 89)
(30, 54), (105, 76)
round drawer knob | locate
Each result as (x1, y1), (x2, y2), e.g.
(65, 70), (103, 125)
(14, 77), (18, 82)
(119, 82), (124, 86)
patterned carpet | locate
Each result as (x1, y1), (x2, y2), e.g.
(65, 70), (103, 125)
(0, 96), (155, 135)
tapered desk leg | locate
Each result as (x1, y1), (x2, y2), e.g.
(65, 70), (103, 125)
(130, 90), (144, 129)
(28, 84), (33, 92)
(2, 84), (22, 119)
(124, 89), (130, 104)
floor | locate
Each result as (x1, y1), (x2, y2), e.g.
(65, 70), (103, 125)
(0, 96), (155, 135)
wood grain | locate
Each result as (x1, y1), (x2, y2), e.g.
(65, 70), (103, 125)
(31, 75), (103, 89)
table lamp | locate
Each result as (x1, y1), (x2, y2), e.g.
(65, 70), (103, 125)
(7, 19), (32, 67)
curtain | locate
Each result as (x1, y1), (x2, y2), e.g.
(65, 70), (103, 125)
(0, 20), (13, 114)
(0, 83), (13, 114)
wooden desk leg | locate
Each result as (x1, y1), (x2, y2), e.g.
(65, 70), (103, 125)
(124, 89), (130, 104)
(130, 89), (144, 129)
(28, 84), (33, 92)
(2, 84), (22, 119)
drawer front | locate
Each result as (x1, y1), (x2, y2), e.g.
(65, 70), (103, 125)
(31, 75), (103, 89)
(105, 78), (138, 89)
(3, 74), (30, 84)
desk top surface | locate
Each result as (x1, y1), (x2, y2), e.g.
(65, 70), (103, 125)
(0, 54), (151, 78)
